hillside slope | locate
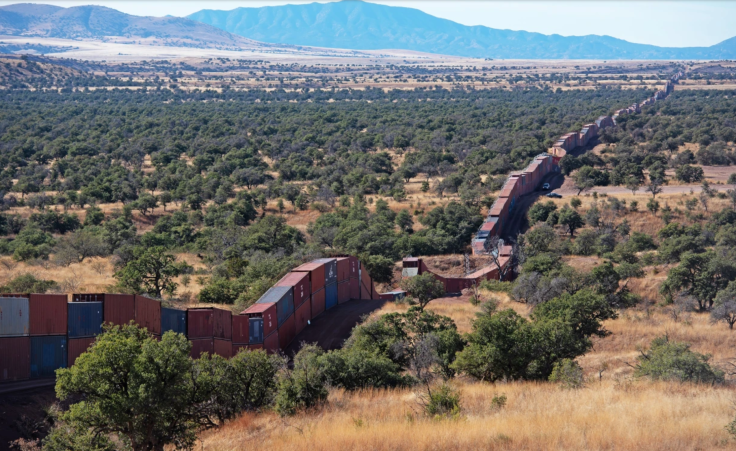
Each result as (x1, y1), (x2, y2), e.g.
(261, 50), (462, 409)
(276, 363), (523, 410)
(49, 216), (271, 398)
(188, 0), (736, 59)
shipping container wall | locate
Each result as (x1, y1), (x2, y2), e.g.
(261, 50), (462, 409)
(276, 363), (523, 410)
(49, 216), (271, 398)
(316, 258), (338, 286)
(348, 256), (359, 279)
(249, 317), (263, 344)
(232, 315), (249, 344)
(361, 281), (371, 300)
(294, 300), (310, 335)
(187, 309), (213, 339)
(371, 281), (381, 300)
(293, 261), (326, 293)
(213, 308), (232, 340)
(213, 338), (232, 358)
(104, 294), (135, 327)
(67, 302), (102, 338)
(263, 331), (279, 354)
(0, 336), (30, 381)
(278, 314), (295, 350)
(325, 283), (338, 310)
(243, 303), (278, 338)
(349, 278), (360, 300)
(72, 293), (105, 303)
(311, 288), (326, 317)
(29, 294), (67, 336)
(256, 286), (294, 327)
(135, 295), (161, 335)
(161, 308), (186, 335)
(0, 297), (30, 337)
(189, 338), (214, 359)
(276, 272), (310, 308)
(336, 257), (350, 282)
(30, 335), (67, 379)
(68, 337), (95, 367)
(337, 280), (350, 304)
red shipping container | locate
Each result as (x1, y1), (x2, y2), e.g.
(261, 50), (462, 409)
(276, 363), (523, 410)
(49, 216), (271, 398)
(29, 294), (67, 336)
(311, 288), (325, 317)
(263, 331), (279, 354)
(349, 278), (359, 300)
(135, 295), (161, 335)
(276, 272), (311, 308)
(188, 309), (213, 339)
(337, 280), (350, 304)
(72, 293), (105, 303)
(293, 261), (326, 293)
(360, 265), (372, 293)
(294, 300), (311, 335)
(348, 256), (359, 279)
(103, 294), (135, 327)
(371, 280), (381, 300)
(361, 281), (371, 300)
(189, 338), (213, 359)
(242, 303), (278, 338)
(213, 309), (232, 340)
(278, 314), (295, 350)
(68, 337), (95, 367)
(214, 338), (232, 358)
(232, 315), (249, 344)
(0, 337), (30, 381)
(336, 257), (350, 282)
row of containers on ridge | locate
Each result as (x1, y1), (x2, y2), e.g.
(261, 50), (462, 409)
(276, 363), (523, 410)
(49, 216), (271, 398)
(0, 256), (381, 383)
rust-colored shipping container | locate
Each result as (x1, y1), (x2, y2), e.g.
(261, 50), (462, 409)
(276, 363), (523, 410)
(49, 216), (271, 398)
(336, 257), (350, 282)
(242, 303), (277, 339)
(278, 314), (295, 350)
(361, 281), (371, 300)
(348, 256), (359, 279)
(294, 300), (311, 335)
(29, 294), (67, 336)
(189, 338), (213, 359)
(263, 331), (279, 354)
(68, 337), (95, 367)
(276, 272), (310, 308)
(232, 315), (249, 344)
(135, 295), (161, 335)
(311, 288), (325, 318)
(0, 336), (30, 381)
(213, 309), (232, 340)
(214, 338), (232, 358)
(72, 293), (105, 303)
(188, 309), (213, 339)
(293, 261), (326, 293)
(360, 266), (372, 293)
(103, 294), (135, 327)
(337, 280), (351, 304)
(349, 278), (359, 300)
(371, 280), (381, 300)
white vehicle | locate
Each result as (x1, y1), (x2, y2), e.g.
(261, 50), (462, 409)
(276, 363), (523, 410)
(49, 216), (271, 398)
(542, 183), (551, 190)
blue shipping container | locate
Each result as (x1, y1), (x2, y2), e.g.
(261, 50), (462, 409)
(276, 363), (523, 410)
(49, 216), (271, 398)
(257, 286), (294, 327)
(249, 318), (263, 344)
(68, 302), (103, 338)
(30, 335), (67, 378)
(315, 258), (338, 285)
(325, 283), (338, 310)
(161, 308), (187, 335)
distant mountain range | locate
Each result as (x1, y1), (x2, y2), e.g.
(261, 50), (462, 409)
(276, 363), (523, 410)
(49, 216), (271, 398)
(188, 0), (736, 59)
(0, 3), (267, 50)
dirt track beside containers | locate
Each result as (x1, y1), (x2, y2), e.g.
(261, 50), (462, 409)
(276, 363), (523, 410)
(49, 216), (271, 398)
(501, 170), (565, 241)
(0, 383), (57, 451)
(283, 299), (386, 357)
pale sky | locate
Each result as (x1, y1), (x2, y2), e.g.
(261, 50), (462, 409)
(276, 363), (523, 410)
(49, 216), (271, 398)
(2, 0), (735, 48)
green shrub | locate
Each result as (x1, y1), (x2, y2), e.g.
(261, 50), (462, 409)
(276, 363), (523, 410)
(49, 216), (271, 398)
(0, 273), (58, 293)
(549, 358), (584, 388)
(479, 279), (512, 293)
(424, 383), (460, 418)
(634, 336), (724, 384)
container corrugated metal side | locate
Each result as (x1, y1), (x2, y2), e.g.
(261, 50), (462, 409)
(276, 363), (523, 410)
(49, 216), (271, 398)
(29, 294), (67, 336)
(263, 331), (279, 354)
(72, 293), (105, 303)
(256, 286), (293, 327)
(371, 281), (381, 300)
(135, 295), (161, 335)
(30, 335), (67, 378)
(276, 272), (310, 308)
(336, 257), (350, 282)
(293, 261), (326, 293)
(103, 294), (135, 327)
(361, 281), (371, 300)
(213, 309), (232, 340)
(325, 283), (338, 310)
(360, 267), (372, 295)
(0, 336), (30, 381)
(189, 338), (213, 359)
(348, 256), (359, 279)
(248, 317), (263, 344)
(68, 337), (95, 367)
(337, 280), (350, 304)
(187, 309), (214, 338)
(161, 308), (186, 335)
(315, 258), (337, 286)
(213, 338), (232, 358)
(311, 288), (326, 318)
(243, 303), (277, 340)
(294, 300), (310, 335)
(232, 315), (249, 344)
(349, 278), (360, 300)
(67, 302), (102, 338)
(0, 297), (30, 337)
(278, 315), (295, 350)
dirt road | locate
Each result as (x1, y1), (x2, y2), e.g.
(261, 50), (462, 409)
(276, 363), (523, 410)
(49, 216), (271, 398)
(500, 170), (566, 241)
(556, 183), (736, 196)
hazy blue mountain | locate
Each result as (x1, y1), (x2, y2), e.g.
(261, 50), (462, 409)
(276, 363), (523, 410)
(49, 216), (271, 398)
(188, 0), (736, 59)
